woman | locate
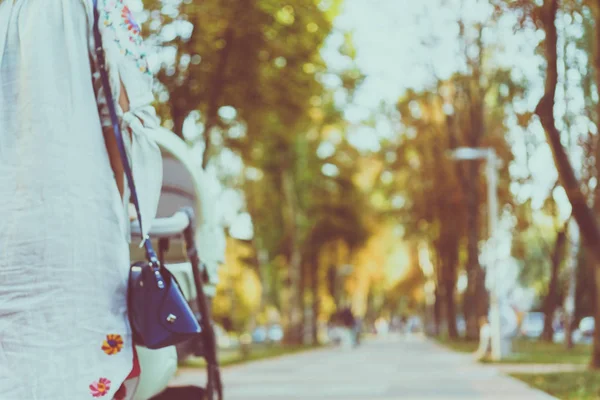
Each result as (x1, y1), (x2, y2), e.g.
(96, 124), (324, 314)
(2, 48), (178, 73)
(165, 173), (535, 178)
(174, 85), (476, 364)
(0, 0), (162, 398)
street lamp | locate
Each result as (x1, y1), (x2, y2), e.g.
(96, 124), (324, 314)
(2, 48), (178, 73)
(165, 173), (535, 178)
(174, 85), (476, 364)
(449, 147), (503, 361)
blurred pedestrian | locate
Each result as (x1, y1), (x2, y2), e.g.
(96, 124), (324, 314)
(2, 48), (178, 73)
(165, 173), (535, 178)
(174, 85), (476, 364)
(353, 317), (362, 347)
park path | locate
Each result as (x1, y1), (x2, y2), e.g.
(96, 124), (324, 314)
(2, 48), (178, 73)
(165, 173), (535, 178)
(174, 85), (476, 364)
(172, 335), (557, 400)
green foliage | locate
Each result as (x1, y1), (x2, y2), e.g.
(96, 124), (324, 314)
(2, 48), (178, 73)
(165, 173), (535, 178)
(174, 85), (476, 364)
(138, 0), (600, 339)
(499, 340), (590, 365)
(512, 213), (559, 299)
(142, 0), (372, 331)
(145, 0), (333, 147)
(441, 337), (591, 365)
(380, 68), (518, 275)
(575, 246), (596, 322)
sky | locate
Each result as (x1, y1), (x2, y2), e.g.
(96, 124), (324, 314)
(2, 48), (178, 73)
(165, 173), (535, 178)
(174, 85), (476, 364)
(334, 0), (467, 105)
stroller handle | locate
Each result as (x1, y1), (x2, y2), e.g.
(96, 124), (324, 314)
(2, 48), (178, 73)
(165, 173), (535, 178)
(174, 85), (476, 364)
(130, 211), (191, 239)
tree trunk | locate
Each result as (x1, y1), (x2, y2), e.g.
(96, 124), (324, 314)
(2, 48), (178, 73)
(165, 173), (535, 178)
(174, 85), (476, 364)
(461, 23), (487, 341)
(536, 0), (600, 261)
(537, 0), (600, 368)
(542, 228), (567, 341)
(447, 129), (488, 341)
(445, 252), (459, 339)
(590, 0), (600, 368)
(282, 170), (303, 344)
(433, 286), (443, 337)
(299, 260), (306, 344)
(593, 265), (600, 367)
(170, 96), (187, 139)
(311, 253), (319, 345)
(464, 165), (480, 339)
(440, 235), (459, 339)
(564, 220), (580, 350)
(446, 281), (458, 339)
(453, 159), (489, 342)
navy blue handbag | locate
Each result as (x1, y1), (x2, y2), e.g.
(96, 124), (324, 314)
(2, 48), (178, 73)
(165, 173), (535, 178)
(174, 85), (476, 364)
(91, 0), (201, 350)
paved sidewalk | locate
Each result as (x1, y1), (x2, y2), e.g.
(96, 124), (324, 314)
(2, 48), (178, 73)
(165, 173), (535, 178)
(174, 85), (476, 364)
(172, 335), (557, 399)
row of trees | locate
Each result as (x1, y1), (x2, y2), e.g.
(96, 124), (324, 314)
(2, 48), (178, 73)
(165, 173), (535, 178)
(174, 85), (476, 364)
(512, 0), (600, 367)
(387, 0), (600, 369)
(142, 0), (374, 342)
(369, 3), (519, 339)
(139, 0), (600, 370)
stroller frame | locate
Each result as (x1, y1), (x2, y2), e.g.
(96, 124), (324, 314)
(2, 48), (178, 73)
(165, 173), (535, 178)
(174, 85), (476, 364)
(132, 207), (223, 400)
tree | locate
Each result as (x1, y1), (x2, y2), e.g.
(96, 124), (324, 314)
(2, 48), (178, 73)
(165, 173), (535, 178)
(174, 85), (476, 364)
(145, 0), (337, 165)
(564, 220), (581, 349)
(444, 67), (520, 338)
(512, 193), (568, 342)
(383, 62), (516, 338)
(144, 0), (356, 342)
(542, 223), (567, 341)
(385, 88), (467, 338)
(498, 0), (600, 367)
(533, 0), (600, 269)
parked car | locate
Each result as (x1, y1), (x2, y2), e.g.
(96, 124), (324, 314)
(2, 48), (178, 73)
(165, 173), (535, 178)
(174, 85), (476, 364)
(252, 325), (284, 344)
(553, 327), (586, 344)
(268, 324), (284, 342)
(579, 317), (595, 342)
(553, 328), (565, 343)
(252, 326), (268, 344)
(406, 316), (423, 333)
(520, 312), (545, 339)
(456, 316), (466, 336)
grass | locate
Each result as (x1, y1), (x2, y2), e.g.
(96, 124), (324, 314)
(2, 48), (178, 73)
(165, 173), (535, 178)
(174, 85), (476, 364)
(437, 337), (591, 364)
(495, 340), (591, 365)
(513, 371), (600, 400)
(182, 344), (320, 368)
(438, 337), (599, 399)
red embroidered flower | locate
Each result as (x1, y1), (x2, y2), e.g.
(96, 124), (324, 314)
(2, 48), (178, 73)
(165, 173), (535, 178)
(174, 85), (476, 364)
(114, 384), (127, 400)
(102, 334), (124, 355)
(90, 378), (111, 397)
(121, 6), (141, 36)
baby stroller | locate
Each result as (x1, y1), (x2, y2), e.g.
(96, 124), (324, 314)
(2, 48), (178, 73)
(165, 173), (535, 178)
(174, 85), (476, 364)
(130, 129), (225, 399)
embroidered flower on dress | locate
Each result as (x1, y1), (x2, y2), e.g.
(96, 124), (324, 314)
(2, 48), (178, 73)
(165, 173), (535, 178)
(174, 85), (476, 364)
(101, 334), (124, 355)
(122, 6), (141, 36)
(99, 0), (150, 75)
(90, 378), (111, 397)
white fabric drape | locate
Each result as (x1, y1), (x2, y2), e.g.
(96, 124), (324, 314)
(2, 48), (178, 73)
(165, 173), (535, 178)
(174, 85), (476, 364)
(0, 0), (162, 398)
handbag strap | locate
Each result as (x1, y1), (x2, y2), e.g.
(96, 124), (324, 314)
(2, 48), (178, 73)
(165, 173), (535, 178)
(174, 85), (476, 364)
(91, 0), (158, 266)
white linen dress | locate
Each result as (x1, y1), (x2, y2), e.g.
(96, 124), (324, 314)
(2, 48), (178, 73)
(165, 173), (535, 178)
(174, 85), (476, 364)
(0, 0), (162, 398)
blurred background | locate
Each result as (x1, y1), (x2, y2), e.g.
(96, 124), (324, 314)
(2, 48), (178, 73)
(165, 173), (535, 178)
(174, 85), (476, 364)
(130, 0), (600, 396)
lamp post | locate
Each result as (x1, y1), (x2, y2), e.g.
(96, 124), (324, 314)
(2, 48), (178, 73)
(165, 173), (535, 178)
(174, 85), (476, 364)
(449, 147), (503, 361)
